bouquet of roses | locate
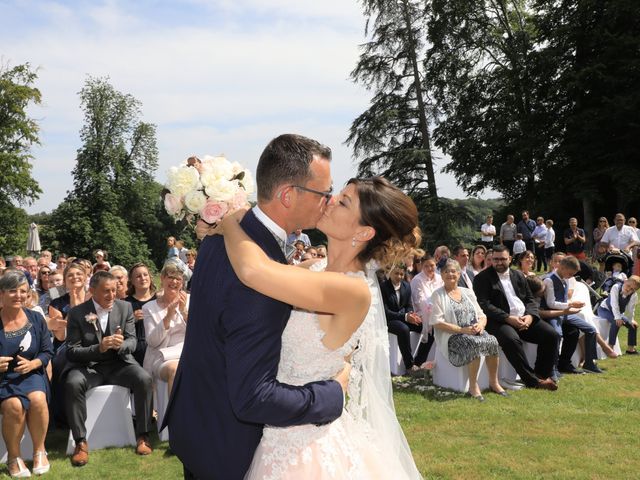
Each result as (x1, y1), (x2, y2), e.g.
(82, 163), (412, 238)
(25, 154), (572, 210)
(163, 155), (254, 225)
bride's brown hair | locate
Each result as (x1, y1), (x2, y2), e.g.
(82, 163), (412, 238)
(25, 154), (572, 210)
(348, 177), (421, 269)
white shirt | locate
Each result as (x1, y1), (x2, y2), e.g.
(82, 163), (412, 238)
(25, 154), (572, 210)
(543, 273), (569, 310)
(600, 282), (637, 320)
(545, 227), (555, 248)
(532, 224), (548, 244)
(601, 225), (639, 250)
(253, 205), (287, 249)
(410, 271), (443, 324)
(513, 240), (527, 255)
(480, 223), (496, 242)
(92, 299), (111, 333)
(498, 270), (526, 317)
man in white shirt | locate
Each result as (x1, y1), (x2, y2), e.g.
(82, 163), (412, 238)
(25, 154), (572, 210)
(480, 215), (496, 249)
(601, 213), (640, 253)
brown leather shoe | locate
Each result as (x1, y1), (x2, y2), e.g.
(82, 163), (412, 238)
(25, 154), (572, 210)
(536, 378), (558, 391)
(71, 440), (89, 466)
(136, 435), (153, 455)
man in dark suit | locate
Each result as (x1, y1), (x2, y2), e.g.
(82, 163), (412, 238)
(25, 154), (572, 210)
(473, 245), (560, 390)
(452, 245), (475, 289)
(163, 134), (347, 480)
(382, 264), (429, 371)
(64, 271), (154, 466)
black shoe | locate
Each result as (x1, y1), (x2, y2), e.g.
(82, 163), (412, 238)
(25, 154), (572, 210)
(558, 364), (585, 375)
(626, 350), (639, 355)
(582, 364), (604, 374)
(465, 392), (485, 402)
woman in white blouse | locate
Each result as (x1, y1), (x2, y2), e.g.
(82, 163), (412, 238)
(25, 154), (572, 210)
(142, 263), (189, 394)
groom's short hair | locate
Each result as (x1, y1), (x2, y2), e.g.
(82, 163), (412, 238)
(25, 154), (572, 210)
(256, 134), (332, 201)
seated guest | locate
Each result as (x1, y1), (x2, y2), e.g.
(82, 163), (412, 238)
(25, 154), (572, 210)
(433, 245), (450, 272)
(0, 270), (53, 476)
(125, 263), (157, 367)
(109, 265), (128, 300)
(469, 245), (486, 275)
(410, 255), (442, 364)
(49, 263), (90, 347)
(543, 256), (603, 373)
(597, 275), (640, 355)
(473, 245), (560, 390)
(484, 249), (493, 270)
(64, 271), (154, 466)
(55, 254), (69, 273)
(185, 249), (197, 271)
(142, 263), (189, 395)
(36, 265), (53, 311)
(92, 250), (110, 274)
(49, 271), (63, 288)
(382, 264), (430, 373)
(431, 260), (506, 400)
(452, 245), (474, 288)
(316, 245), (327, 259)
(515, 250), (536, 278)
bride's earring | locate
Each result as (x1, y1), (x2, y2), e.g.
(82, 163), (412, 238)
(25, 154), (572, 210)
(352, 237), (356, 248)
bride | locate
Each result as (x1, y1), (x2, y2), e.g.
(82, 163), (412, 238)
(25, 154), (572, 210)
(208, 176), (423, 479)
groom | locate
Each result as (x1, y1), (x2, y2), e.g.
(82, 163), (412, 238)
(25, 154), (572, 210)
(163, 134), (348, 479)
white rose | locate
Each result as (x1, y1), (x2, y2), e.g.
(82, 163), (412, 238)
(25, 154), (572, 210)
(184, 190), (208, 214)
(205, 178), (238, 202)
(199, 169), (219, 189)
(166, 166), (200, 197)
(200, 156), (234, 183)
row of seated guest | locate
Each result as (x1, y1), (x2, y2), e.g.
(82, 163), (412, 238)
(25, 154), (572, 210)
(0, 253), (194, 473)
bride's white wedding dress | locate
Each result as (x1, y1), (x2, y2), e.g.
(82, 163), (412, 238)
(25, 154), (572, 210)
(245, 269), (422, 480)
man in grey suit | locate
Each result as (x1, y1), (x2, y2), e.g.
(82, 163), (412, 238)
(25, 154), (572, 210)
(64, 271), (154, 467)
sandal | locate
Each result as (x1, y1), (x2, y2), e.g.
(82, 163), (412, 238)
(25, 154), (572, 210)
(32, 451), (50, 475)
(7, 457), (31, 478)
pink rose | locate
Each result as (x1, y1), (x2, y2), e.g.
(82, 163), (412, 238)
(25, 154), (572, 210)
(200, 200), (228, 225)
(231, 189), (248, 210)
(164, 193), (183, 216)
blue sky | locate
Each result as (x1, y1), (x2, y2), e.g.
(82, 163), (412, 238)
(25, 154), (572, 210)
(1, 0), (488, 214)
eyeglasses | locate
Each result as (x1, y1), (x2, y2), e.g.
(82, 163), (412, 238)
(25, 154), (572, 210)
(290, 185), (333, 204)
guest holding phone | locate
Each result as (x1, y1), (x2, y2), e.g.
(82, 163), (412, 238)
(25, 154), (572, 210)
(0, 270), (54, 476)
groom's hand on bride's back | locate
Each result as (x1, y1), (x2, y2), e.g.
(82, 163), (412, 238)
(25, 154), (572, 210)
(333, 361), (352, 394)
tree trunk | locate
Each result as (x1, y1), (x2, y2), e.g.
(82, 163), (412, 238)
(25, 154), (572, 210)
(400, 0), (439, 208)
(582, 196), (594, 254)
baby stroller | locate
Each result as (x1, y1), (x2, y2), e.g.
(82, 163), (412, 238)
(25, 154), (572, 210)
(601, 251), (632, 277)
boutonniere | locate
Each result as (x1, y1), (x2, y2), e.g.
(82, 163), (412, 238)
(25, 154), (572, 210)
(85, 313), (99, 332)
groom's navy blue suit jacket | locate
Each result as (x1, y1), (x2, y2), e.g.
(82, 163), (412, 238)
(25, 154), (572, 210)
(163, 209), (343, 480)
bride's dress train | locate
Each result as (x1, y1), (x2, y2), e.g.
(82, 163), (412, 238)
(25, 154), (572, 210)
(245, 270), (422, 479)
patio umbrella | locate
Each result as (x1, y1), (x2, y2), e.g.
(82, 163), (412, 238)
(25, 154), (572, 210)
(27, 222), (42, 255)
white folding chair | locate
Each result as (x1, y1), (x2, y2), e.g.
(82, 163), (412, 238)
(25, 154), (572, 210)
(66, 385), (136, 454)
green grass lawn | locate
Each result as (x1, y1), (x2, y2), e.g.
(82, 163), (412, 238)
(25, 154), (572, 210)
(3, 336), (638, 479)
